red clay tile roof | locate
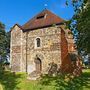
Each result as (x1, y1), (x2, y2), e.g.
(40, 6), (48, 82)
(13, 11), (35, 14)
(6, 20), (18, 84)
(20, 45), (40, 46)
(22, 9), (64, 30)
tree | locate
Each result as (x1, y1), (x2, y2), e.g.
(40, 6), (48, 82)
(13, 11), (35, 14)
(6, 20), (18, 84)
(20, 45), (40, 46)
(74, 0), (89, 54)
(66, 0), (90, 54)
(0, 22), (10, 63)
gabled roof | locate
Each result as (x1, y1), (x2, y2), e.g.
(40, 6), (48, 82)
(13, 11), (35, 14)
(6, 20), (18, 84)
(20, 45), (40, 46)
(10, 24), (23, 32)
(22, 9), (64, 31)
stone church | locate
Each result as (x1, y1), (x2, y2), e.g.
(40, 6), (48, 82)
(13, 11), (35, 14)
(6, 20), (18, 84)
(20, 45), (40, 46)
(10, 9), (80, 76)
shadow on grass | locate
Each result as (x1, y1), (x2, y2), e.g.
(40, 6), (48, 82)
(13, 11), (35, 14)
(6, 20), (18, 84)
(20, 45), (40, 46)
(39, 69), (90, 90)
(0, 71), (25, 90)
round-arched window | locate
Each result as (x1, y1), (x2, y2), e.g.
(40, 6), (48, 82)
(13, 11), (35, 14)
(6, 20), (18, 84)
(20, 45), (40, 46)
(36, 38), (41, 47)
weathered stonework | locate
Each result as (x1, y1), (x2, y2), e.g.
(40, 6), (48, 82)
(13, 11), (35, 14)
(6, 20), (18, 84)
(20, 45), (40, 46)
(23, 26), (61, 74)
(10, 25), (62, 73)
(10, 25), (23, 72)
(10, 10), (81, 77)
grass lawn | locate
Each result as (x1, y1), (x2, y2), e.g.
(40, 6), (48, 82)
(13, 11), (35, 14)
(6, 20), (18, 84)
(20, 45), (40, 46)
(0, 69), (90, 90)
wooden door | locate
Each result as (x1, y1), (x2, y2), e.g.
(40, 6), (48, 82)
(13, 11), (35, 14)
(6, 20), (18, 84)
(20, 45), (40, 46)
(35, 58), (42, 73)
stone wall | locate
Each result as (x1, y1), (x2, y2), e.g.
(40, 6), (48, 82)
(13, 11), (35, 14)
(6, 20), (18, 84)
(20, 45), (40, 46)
(21, 32), (27, 72)
(10, 24), (77, 74)
(23, 26), (62, 74)
(10, 25), (22, 72)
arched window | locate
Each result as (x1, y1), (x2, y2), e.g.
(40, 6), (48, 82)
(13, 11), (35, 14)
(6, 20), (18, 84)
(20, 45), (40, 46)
(36, 38), (41, 47)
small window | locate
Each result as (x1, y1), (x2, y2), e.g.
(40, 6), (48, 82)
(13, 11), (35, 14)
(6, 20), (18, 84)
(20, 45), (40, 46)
(36, 38), (41, 47)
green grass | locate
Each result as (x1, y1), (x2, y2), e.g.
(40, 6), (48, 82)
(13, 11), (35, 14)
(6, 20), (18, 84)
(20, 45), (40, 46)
(0, 69), (90, 90)
(81, 69), (90, 90)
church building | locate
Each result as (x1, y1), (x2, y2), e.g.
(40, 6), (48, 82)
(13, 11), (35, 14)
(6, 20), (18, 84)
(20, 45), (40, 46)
(10, 9), (79, 76)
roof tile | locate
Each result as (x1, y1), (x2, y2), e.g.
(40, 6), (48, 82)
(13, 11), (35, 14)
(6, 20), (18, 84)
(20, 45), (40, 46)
(22, 9), (64, 30)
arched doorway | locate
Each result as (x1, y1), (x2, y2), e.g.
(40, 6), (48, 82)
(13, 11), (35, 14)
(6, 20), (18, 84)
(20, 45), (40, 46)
(34, 57), (42, 73)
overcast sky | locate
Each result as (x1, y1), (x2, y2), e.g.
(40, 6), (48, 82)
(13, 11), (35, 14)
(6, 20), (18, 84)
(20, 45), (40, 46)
(0, 0), (74, 31)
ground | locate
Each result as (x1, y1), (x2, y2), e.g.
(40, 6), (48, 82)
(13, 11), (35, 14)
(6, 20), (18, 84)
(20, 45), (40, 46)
(0, 69), (90, 90)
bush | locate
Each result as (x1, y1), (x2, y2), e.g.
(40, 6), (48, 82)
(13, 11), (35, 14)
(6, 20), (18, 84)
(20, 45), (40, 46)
(0, 63), (5, 74)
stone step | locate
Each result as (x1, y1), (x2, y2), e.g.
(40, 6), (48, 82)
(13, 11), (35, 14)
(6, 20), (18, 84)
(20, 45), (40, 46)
(27, 71), (41, 80)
